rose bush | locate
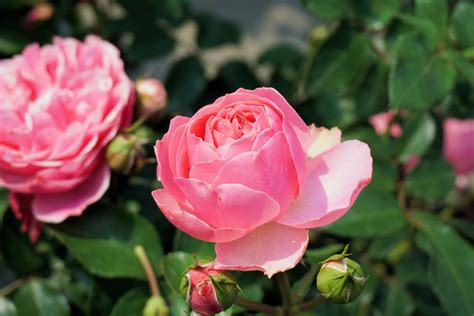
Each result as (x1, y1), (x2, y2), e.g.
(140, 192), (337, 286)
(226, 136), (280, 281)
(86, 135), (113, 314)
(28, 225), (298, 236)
(153, 88), (372, 277)
(0, 35), (134, 240)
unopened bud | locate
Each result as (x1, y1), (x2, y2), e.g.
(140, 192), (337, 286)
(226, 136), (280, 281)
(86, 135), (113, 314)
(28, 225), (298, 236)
(136, 79), (167, 119)
(180, 262), (239, 315)
(316, 245), (365, 304)
(25, 3), (54, 27)
(143, 296), (169, 316)
(105, 133), (147, 175)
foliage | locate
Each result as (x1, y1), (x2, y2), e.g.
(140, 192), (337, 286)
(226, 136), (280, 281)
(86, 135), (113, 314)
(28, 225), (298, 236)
(0, 0), (473, 315)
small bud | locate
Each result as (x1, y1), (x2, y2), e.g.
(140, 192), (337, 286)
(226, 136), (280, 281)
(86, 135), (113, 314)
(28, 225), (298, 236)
(143, 296), (169, 316)
(24, 3), (54, 27)
(316, 245), (365, 304)
(136, 79), (167, 119)
(105, 133), (147, 175)
(180, 262), (239, 315)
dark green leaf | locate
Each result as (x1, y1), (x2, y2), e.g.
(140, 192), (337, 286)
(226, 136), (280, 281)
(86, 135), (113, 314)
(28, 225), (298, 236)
(415, 0), (448, 46)
(389, 34), (455, 110)
(14, 279), (70, 316)
(398, 114), (436, 162)
(218, 61), (260, 90)
(162, 252), (194, 294)
(0, 297), (17, 316)
(444, 50), (474, 86)
(196, 14), (240, 48)
(368, 229), (409, 261)
(166, 57), (206, 115)
(109, 287), (148, 316)
(452, 3), (474, 48)
(49, 207), (163, 280)
(0, 188), (8, 226)
(413, 211), (474, 316)
(323, 189), (406, 237)
(405, 159), (455, 200)
(357, 0), (401, 30)
(173, 231), (215, 260)
(302, 0), (352, 19)
(127, 28), (174, 62)
(0, 30), (29, 55)
(303, 244), (345, 266)
(382, 282), (415, 316)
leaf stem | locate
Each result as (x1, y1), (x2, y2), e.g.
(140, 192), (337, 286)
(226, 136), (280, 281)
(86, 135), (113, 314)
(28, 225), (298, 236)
(276, 272), (294, 308)
(0, 277), (27, 297)
(134, 245), (161, 297)
(298, 295), (326, 310)
(234, 296), (280, 314)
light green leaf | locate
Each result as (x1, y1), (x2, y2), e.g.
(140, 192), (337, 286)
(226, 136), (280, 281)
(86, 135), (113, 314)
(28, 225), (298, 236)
(389, 34), (456, 110)
(323, 189), (406, 238)
(13, 279), (70, 316)
(452, 2), (474, 48)
(416, 0), (448, 45)
(413, 211), (474, 316)
(0, 297), (17, 316)
(405, 159), (455, 200)
(162, 252), (194, 294)
(49, 207), (163, 280)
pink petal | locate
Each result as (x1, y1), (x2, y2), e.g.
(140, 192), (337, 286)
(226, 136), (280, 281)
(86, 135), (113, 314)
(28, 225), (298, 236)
(276, 140), (372, 229)
(32, 162), (110, 223)
(443, 118), (474, 175)
(212, 132), (298, 211)
(152, 189), (249, 243)
(369, 111), (394, 135)
(215, 222), (309, 278)
(307, 125), (341, 158)
(174, 178), (280, 229)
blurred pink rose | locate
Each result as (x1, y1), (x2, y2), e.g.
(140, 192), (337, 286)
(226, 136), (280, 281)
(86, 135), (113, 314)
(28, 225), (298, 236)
(0, 36), (134, 240)
(369, 111), (402, 138)
(444, 118), (474, 175)
(136, 78), (167, 118)
(24, 3), (54, 27)
(152, 88), (372, 277)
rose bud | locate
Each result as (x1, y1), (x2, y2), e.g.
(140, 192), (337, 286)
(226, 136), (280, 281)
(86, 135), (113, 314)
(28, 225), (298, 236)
(180, 263), (239, 315)
(24, 3), (54, 27)
(316, 245), (365, 304)
(136, 79), (167, 119)
(105, 133), (147, 176)
(143, 296), (169, 316)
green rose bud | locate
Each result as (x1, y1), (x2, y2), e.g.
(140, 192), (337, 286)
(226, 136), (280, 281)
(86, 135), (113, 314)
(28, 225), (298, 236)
(105, 133), (147, 175)
(180, 262), (239, 315)
(143, 296), (169, 316)
(316, 245), (366, 304)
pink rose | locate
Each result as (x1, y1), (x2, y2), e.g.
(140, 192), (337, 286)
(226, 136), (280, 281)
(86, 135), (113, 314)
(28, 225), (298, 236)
(0, 36), (134, 240)
(369, 111), (403, 138)
(443, 118), (474, 176)
(152, 88), (372, 277)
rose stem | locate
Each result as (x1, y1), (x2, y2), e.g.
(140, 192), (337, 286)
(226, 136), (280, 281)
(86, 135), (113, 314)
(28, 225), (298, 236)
(275, 272), (294, 308)
(134, 245), (160, 297)
(234, 296), (280, 314)
(298, 295), (326, 310)
(0, 277), (28, 296)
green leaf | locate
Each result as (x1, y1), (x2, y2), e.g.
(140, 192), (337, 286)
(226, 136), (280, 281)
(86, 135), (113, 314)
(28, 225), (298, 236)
(303, 244), (345, 266)
(110, 287), (148, 316)
(301, 0), (352, 19)
(323, 189), (406, 238)
(405, 159), (455, 200)
(49, 207), (163, 280)
(444, 50), (474, 86)
(382, 282), (415, 316)
(357, 0), (401, 30)
(162, 252), (194, 294)
(415, 0), (448, 46)
(127, 29), (174, 62)
(166, 57), (206, 115)
(0, 30), (29, 55)
(306, 34), (376, 97)
(389, 34), (456, 110)
(0, 297), (17, 316)
(397, 114), (436, 162)
(368, 229), (410, 262)
(173, 231), (215, 260)
(13, 279), (70, 316)
(0, 188), (8, 226)
(196, 14), (240, 48)
(218, 61), (260, 90)
(452, 2), (474, 48)
(413, 211), (474, 316)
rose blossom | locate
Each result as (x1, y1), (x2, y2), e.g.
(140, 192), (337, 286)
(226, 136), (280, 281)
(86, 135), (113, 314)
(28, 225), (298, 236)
(369, 111), (403, 138)
(152, 88), (372, 277)
(0, 36), (134, 240)
(444, 118), (474, 176)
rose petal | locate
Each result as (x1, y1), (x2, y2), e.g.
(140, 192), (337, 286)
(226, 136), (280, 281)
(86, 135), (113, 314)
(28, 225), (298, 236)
(152, 189), (249, 243)
(443, 118), (474, 175)
(32, 162), (110, 223)
(276, 140), (372, 228)
(307, 125), (341, 158)
(215, 222), (309, 278)
(174, 178), (280, 230)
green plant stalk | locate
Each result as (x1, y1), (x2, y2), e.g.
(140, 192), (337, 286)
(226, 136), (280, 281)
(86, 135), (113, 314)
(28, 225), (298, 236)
(276, 272), (294, 308)
(298, 295), (326, 310)
(134, 245), (161, 297)
(234, 296), (281, 314)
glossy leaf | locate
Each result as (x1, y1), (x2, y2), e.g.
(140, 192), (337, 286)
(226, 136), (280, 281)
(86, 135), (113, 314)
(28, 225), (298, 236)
(452, 3), (474, 48)
(110, 287), (148, 316)
(162, 252), (194, 294)
(405, 159), (455, 200)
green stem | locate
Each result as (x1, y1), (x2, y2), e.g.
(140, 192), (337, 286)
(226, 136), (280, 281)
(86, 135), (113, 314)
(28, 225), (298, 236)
(234, 296), (280, 314)
(298, 295), (326, 310)
(0, 278), (27, 297)
(134, 245), (161, 297)
(276, 272), (294, 308)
